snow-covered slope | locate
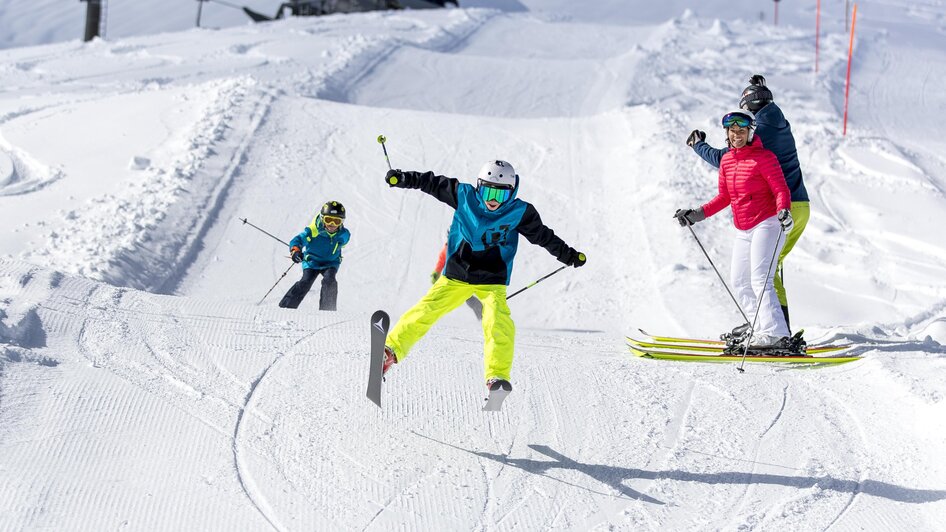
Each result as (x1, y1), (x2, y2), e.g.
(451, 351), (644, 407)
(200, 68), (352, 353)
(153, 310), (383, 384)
(2, 0), (945, 529)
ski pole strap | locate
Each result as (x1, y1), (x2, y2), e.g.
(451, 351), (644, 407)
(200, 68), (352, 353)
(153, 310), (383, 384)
(240, 217), (290, 247)
(506, 265), (567, 301)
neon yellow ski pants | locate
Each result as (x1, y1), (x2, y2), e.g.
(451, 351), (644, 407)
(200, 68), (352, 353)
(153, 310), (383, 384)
(775, 201), (810, 306)
(385, 276), (514, 382)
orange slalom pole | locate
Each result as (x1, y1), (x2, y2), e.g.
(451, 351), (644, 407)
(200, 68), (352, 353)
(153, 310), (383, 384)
(843, 3), (858, 136)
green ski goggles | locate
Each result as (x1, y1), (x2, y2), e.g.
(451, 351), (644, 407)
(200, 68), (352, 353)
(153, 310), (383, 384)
(478, 180), (513, 204)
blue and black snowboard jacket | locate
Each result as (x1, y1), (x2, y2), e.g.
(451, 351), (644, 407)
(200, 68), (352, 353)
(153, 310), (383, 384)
(393, 170), (579, 286)
(692, 102), (810, 202)
(288, 215), (350, 271)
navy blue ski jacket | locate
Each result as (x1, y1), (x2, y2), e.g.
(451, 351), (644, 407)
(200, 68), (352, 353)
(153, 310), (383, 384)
(692, 102), (809, 202)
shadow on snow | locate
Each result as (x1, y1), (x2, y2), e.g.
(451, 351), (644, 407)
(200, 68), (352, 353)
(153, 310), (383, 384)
(413, 432), (946, 505)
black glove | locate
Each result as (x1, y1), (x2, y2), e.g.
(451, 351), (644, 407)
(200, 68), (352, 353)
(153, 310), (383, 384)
(777, 208), (794, 232)
(749, 74), (767, 87)
(686, 129), (706, 147)
(290, 247), (303, 263)
(567, 250), (587, 268)
(674, 208), (706, 227)
(385, 169), (404, 187)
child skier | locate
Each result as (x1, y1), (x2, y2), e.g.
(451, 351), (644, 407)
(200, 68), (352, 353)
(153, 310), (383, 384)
(382, 160), (586, 395)
(278, 201), (350, 311)
(675, 110), (794, 349)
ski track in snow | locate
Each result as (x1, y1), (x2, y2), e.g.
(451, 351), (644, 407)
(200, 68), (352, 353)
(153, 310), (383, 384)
(233, 353), (288, 532)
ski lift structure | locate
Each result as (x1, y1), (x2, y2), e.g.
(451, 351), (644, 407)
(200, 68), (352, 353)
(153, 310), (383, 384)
(80, 0), (106, 41)
(238, 0), (458, 22)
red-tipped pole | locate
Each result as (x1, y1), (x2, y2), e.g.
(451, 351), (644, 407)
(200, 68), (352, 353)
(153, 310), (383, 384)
(843, 3), (858, 136)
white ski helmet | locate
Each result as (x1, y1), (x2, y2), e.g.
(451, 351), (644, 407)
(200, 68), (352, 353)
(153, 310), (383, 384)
(721, 109), (756, 143)
(477, 160), (518, 188)
(476, 160), (519, 206)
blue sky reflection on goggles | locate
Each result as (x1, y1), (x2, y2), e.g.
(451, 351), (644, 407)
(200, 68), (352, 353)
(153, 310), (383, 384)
(722, 113), (752, 128)
(478, 180), (513, 203)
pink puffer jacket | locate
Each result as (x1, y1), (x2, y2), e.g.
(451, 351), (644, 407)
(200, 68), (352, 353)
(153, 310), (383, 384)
(701, 137), (791, 230)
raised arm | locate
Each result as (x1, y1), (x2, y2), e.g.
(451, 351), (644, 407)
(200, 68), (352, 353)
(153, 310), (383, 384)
(385, 169), (459, 209)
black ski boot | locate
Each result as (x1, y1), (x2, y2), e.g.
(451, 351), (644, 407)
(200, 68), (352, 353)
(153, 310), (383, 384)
(721, 323), (751, 345)
(723, 330), (807, 356)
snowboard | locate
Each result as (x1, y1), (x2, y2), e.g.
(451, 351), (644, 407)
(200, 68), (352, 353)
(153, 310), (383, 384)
(482, 379), (512, 411)
(366, 310), (390, 408)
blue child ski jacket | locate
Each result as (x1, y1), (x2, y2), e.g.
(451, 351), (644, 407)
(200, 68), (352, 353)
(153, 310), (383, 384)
(289, 215), (350, 270)
(391, 170), (579, 285)
(692, 102), (810, 202)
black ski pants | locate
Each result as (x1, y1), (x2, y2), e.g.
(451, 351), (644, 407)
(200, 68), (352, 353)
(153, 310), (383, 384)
(278, 267), (338, 311)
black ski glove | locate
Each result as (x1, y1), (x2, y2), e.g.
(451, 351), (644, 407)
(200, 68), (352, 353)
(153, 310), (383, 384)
(674, 208), (706, 227)
(567, 250), (587, 268)
(749, 74), (767, 87)
(385, 169), (404, 187)
(686, 130), (706, 147)
(290, 247), (303, 263)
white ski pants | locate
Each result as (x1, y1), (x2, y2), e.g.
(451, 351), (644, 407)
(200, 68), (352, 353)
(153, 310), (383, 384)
(730, 216), (790, 338)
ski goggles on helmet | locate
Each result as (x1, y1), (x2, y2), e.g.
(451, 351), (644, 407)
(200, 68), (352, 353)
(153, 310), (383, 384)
(722, 113), (752, 128)
(477, 180), (513, 204)
(322, 215), (343, 226)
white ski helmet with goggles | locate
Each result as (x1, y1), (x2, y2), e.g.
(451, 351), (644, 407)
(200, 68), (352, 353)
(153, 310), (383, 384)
(721, 109), (756, 143)
(476, 160), (518, 205)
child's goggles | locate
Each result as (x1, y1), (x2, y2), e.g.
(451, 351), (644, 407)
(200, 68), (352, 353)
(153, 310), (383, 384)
(477, 179), (513, 204)
(722, 113), (752, 128)
(322, 215), (343, 226)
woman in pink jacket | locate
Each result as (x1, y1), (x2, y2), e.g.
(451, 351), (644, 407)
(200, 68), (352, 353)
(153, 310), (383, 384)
(675, 109), (795, 348)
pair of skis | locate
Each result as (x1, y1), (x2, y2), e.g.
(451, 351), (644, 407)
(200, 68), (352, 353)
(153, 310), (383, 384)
(627, 329), (861, 365)
(366, 311), (511, 410)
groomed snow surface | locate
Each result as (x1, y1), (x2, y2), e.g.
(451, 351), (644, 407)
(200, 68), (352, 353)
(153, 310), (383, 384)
(1, 0), (945, 530)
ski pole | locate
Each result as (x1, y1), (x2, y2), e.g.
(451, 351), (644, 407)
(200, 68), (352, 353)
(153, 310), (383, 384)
(737, 226), (785, 373)
(507, 266), (567, 301)
(685, 223), (750, 324)
(377, 134), (392, 170)
(240, 217), (290, 247)
(257, 262), (296, 305)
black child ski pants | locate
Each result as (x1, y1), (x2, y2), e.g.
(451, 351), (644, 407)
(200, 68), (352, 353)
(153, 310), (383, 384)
(278, 267), (338, 311)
